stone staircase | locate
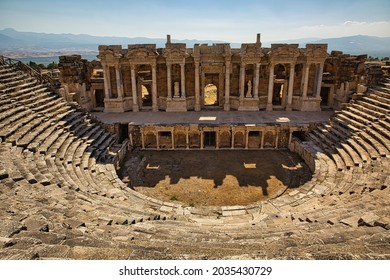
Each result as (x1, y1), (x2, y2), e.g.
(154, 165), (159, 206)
(307, 80), (390, 171)
(0, 60), (389, 260)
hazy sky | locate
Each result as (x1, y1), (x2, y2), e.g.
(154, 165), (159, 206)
(1, 0), (390, 42)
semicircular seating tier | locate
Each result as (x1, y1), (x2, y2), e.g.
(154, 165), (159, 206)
(0, 60), (389, 259)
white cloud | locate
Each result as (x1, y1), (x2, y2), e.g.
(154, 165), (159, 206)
(297, 21), (390, 38)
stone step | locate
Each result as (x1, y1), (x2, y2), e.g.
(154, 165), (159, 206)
(346, 105), (378, 122)
(362, 96), (390, 111)
(17, 119), (55, 149)
(356, 99), (390, 115)
(350, 103), (385, 119)
(353, 136), (380, 160)
(359, 131), (388, 157)
(346, 138), (370, 163)
(364, 129), (390, 155)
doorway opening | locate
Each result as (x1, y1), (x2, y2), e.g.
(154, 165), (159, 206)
(94, 89), (105, 108)
(320, 87), (330, 106)
(204, 84), (218, 106)
(204, 131), (216, 147)
(141, 85), (152, 107)
(118, 124), (129, 143)
(273, 83), (284, 106)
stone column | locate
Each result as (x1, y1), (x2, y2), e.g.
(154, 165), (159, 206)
(130, 64), (139, 112)
(231, 131), (235, 149)
(261, 131), (265, 149)
(194, 61), (200, 111)
(141, 128), (145, 149)
(156, 132), (160, 150)
(275, 130), (279, 149)
(171, 129), (175, 150)
(245, 130), (249, 149)
(180, 63), (186, 98)
(315, 63), (324, 97)
(288, 131), (293, 146)
(224, 61), (231, 111)
(115, 64), (124, 99)
(302, 63), (310, 98)
(239, 63), (245, 102)
(103, 64), (111, 99)
(200, 132), (204, 149)
(216, 130), (219, 149)
(167, 63), (172, 99)
(254, 63), (260, 98)
(286, 63), (295, 111)
(185, 128), (189, 149)
(266, 63), (274, 111)
(151, 63), (158, 112)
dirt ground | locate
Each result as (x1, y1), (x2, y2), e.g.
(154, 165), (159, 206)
(119, 150), (312, 207)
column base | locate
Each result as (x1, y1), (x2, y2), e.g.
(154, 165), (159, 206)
(132, 104), (139, 112)
(224, 103), (230, 111)
(152, 105), (158, 112)
(285, 104), (292, 111)
(266, 103), (273, 111)
(195, 104), (201, 111)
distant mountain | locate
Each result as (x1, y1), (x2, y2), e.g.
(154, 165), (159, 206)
(0, 28), (224, 50)
(1, 28), (389, 58)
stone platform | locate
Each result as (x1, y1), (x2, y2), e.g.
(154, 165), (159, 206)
(92, 110), (334, 126)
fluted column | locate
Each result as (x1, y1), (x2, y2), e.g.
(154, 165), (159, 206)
(302, 63), (310, 98)
(254, 63), (260, 98)
(151, 63), (158, 112)
(194, 61), (200, 111)
(130, 64), (139, 112)
(180, 63), (186, 98)
(115, 64), (124, 99)
(266, 63), (274, 111)
(103, 64), (111, 99)
(224, 61), (231, 111)
(315, 63), (324, 97)
(239, 63), (246, 102)
(167, 63), (172, 99)
(286, 63), (295, 111)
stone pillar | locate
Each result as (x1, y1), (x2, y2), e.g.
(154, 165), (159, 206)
(286, 63), (295, 111)
(239, 63), (245, 103)
(156, 132), (160, 150)
(254, 63), (260, 98)
(216, 130), (219, 149)
(224, 61), (231, 111)
(151, 63), (158, 112)
(231, 131), (235, 149)
(194, 61), (200, 111)
(261, 131), (265, 149)
(141, 128), (145, 149)
(180, 63), (186, 98)
(302, 63), (310, 98)
(200, 131), (204, 149)
(245, 130), (249, 149)
(171, 129), (175, 150)
(288, 131), (293, 146)
(115, 64), (124, 99)
(103, 64), (111, 99)
(266, 63), (274, 111)
(275, 130), (279, 149)
(130, 64), (139, 112)
(167, 63), (172, 99)
(185, 128), (189, 149)
(315, 63), (324, 97)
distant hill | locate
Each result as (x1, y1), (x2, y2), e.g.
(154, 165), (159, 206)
(1, 28), (389, 58)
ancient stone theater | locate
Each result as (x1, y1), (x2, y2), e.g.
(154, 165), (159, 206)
(0, 34), (389, 259)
